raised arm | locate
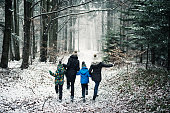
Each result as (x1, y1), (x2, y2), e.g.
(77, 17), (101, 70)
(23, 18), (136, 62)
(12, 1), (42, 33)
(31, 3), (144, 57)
(101, 62), (113, 67)
(49, 70), (58, 77)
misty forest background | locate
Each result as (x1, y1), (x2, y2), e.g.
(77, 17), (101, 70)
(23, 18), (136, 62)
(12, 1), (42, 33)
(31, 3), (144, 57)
(0, 0), (170, 112)
(0, 0), (170, 70)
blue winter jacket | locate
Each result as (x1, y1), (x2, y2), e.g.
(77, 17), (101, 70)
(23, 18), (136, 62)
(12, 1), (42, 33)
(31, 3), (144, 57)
(77, 67), (91, 84)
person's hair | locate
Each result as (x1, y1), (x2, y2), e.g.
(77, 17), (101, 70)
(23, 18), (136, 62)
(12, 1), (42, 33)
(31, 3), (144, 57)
(59, 61), (62, 64)
(82, 61), (86, 67)
(94, 54), (97, 57)
(74, 51), (77, 54)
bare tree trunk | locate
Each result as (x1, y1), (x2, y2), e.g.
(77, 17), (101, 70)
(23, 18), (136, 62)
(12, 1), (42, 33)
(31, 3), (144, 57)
(0, 0), (12, 68)
(21, 0), (32, 69)
(77, 17), (79, 52)
(9, 37), (14, 61)
(40, 0), (48, 62)
(32, 17), (36, 59)
(140, 45), (143, 63)
(73, 17), (76, 51)
(107, 0), (113, 33)
(13, 0), (20, 61)
(151, 48), (155, 65)
(64, 21), (68, 51)
(168, 13), (170, 71)
(146, 44), (149, 69)
(119, 6), (123, 50)
(10, 7), (14, 61)
(101, 3), (105, 51)
(69, 0), (73, 53)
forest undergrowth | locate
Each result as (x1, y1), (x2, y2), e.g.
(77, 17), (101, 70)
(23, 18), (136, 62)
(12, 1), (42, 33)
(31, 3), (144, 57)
(109, 66), (170, 112)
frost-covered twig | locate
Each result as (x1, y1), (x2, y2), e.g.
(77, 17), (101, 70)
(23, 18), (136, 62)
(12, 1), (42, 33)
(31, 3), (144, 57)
(42, 96), (52, 111)
(32, 0), (94, 19)
(29, 87), (35, 94)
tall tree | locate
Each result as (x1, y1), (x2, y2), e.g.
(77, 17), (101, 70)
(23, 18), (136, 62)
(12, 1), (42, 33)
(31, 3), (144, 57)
(40, 0), (48, 62)
(0, 0), (12, 68)
(13, 0), (20, 61)
(21, 0), (32, 69)
(64, 19), (68, 51)
(68, 0), (73, 53)
(168, 11), (170, 71)
(106, 0), (113, 32)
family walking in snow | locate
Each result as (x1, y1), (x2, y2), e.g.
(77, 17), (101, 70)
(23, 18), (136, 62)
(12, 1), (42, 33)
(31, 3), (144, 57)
(49, 51), (113, 102)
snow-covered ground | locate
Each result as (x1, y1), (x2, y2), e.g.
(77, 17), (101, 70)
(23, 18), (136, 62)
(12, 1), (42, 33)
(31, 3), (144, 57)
(0, 51), (121, 112)
(1, 51), (169, 112)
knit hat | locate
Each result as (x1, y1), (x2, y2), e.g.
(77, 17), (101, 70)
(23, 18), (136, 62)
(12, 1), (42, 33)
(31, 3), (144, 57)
(82, 61), (86, 67)
(72, 51), (78, 56)
(93, 54), (101, 63)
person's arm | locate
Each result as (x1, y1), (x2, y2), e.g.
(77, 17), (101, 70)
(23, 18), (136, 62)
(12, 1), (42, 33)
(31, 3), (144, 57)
(63, 64), (67, 69)
(89, 65), (93, 75)
(101, 62), (113, 67)
(76, 70), (81, 75)
(76, 61), (80, 71)
(49, 70), (57, 77)
(67, 58), (70, 67)
(87, 71), (91, 77)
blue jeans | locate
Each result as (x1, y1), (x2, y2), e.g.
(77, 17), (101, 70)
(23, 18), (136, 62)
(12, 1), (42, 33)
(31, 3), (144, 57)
(94, 81), (100, 97)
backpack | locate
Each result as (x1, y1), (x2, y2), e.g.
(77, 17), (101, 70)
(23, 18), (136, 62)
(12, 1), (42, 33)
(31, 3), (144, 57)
(57, 64), (65, 75)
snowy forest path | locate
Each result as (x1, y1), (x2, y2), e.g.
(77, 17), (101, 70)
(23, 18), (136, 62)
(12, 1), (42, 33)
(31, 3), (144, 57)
(0, 51), (120, 112)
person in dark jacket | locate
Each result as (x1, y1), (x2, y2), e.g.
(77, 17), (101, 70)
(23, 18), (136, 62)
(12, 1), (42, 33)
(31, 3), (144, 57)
(67, 51), (80, 101)
(77, 61), (91, 102)
(89, 54), (113, 101)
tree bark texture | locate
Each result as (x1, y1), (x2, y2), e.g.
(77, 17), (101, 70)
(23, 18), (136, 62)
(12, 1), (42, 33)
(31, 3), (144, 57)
(0, 0), (12, 68)
(13, 0), (20, 61)
(21, 0), (32, 69)
(68, 0), (73, 53)
(168, 13), (170, 71)
(40, 0), (48, 62)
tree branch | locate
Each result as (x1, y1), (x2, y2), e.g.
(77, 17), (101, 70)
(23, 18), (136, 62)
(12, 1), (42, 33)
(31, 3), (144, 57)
(31, 0), (41, 10)
(31, 0), (94, 19)
(50, 8), (117, 21)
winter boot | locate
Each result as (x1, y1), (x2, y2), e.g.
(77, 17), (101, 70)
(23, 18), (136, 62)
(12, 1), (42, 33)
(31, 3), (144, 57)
(71, 96), (74, 102)
(67, 85), (70, 89)
(59, 99), (62, 103)
(86, 90), (88, 95)
(93, 95), (96, 100)
(83, 97), (86, 103)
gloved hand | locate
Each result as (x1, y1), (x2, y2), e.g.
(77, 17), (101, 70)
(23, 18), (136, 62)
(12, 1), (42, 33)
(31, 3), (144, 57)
(49, 70), (53, 75)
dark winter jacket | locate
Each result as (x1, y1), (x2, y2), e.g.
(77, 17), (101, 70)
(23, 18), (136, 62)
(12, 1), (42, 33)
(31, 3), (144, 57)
(66, 55), (80, 82)
(89, 62), (113, 82)
(77, 67), (91, 84)
(49, 64), (65, 85)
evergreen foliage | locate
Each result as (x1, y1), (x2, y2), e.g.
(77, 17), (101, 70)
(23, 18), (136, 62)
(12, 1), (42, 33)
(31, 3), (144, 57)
(104, 0), (170, 69)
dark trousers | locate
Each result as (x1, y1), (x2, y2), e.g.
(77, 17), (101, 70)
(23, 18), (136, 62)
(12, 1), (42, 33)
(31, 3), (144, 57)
(71, 81), (75, 97)
(67, 80), (70, 89)
(81, 84), (88, 98)
(55, 84), (63, 100)
(67, 81), (75, 98)
(94, 81), (100, 97)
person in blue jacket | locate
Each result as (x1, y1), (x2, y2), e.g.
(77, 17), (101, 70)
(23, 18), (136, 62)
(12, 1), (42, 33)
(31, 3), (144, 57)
(77, 61), (91, 102)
